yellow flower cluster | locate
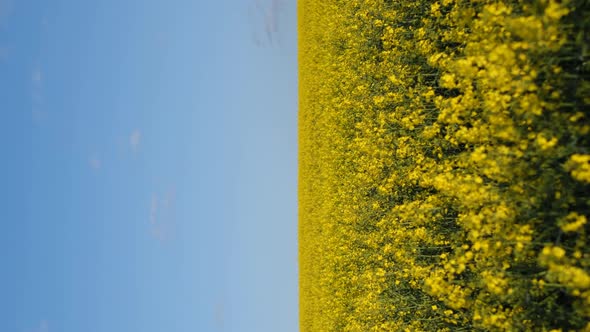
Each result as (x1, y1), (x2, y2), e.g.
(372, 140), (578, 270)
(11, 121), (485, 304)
(299, 0), (590, 330)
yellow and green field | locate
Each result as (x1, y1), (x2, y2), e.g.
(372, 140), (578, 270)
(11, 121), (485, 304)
(298, 0), (590, 330)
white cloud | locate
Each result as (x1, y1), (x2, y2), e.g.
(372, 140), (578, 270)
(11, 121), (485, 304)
(129, 129), (141, 151)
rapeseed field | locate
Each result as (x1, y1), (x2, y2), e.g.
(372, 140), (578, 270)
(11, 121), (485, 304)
(299, 0), (589, 330)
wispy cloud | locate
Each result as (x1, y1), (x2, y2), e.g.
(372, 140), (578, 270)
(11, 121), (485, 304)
(154, 31), (170, 49)
(213, 300), (225, 331)
(0, 0), (13, 29)
(38, 320), (49, 332)
(31, 63), (46, 123)
(0, 46), (9, 62)
(129, 129), (141, 152)
(31, 65), (43, 101)
(149, 193), (158, 225)
(89, 154), (102, 170)
(149, 189), (176, 244)
(0, 0), (13, 62)
(248, 0), (285, 47)
(26, 320), (49, 332)
(32, 68), (42, 82)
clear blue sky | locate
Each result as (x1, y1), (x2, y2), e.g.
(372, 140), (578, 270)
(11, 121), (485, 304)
(0, 0), (298, 331)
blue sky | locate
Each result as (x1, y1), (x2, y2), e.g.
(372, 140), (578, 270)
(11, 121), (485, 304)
(0, 0), (298, 331)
